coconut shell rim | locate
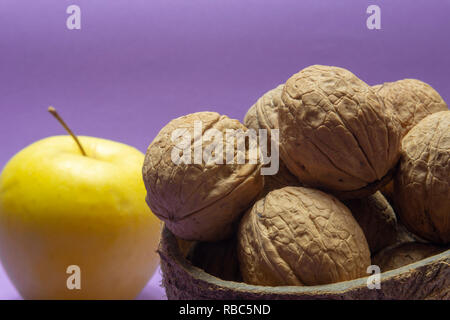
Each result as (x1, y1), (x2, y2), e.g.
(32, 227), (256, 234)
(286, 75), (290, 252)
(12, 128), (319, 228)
(159, 225), (450, 296)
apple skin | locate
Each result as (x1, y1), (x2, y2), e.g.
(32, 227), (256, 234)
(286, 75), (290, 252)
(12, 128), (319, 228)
(0, 136), (161, 299)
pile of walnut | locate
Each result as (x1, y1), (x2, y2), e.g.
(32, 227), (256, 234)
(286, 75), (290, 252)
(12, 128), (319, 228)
(143, 65), (449, 286)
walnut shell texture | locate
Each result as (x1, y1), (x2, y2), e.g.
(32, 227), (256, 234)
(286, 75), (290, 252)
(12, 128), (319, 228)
(344, 191), (398, 254)
(394, 111), (450, 244)
(244, 84), (301, 195)
(244, 84), (284, 132)
(372, 242), (445, 272)
(238, 186), (371, 286)
(261, 161), (302, 196)
(143, 112), (264, 241)
(279, 65), (401, 199)
(374, 79), (448, 137)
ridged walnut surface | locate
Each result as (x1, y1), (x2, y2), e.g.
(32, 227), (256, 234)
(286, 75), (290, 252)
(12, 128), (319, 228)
(244, 85), (301, 195)
(261, 161), (302, 196)
(374, 79), (448, 137)
(142, 112), (264, 241)
(159, 226), (450, 299)
(394, 111), (450, 244)
(344, 192), (398, 254)
(279, 65), (401, 199)
(244, 84), (284, 132)
(237, 187), (370, 286)
(373, 242), (445, 272)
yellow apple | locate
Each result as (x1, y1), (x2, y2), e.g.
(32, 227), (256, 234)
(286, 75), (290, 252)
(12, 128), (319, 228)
(0, 135), (161, 299)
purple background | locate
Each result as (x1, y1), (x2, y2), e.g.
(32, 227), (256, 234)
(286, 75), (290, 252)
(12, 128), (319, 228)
(0, 0), (449, 299)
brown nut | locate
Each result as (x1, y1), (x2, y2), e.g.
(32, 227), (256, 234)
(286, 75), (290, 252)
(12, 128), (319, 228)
(244, 84), (302, 195)
(372, 242), (444, 272)
(394, 111), (450, 244)
(395, 222), (432, 245)
(279, 65), (401, 199)
(374, 79), (448, 137)
(261, 161), (302, 196)
(187, 236), (242, 282)
(244, 84), (284, 132)
(375, 79), (447, 206)
(344, 191), (398, 254)
(237, 186), (371, 286)
(371, 84), (382, 92)
(143, 112), (264, 241)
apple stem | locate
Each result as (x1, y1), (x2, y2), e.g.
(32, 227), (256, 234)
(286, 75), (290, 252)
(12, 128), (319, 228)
(48, 106), (87, 156)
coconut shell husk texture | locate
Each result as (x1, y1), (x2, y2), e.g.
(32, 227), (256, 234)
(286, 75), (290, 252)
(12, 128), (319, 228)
(159, 226), (450, 299)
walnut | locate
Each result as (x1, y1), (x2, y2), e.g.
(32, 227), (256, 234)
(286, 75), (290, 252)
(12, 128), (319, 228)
(279, 65), (401, 199)
(372, 242), (444, 272)
(394, 223), (422, 245)
(344, 192), (398, 254)
(187, 236), (242, 282)
(371, 84), (382, 92)
(261, 161), (302, 196)
(244, 84), (302, 195)
(374, 79), (448, 137)
(375, 80), (447, 205)
(237, 186), (370, 286)
(244, 84), (284, 133)
(394, 111), (450, 244)
(142, 112), (264, 241)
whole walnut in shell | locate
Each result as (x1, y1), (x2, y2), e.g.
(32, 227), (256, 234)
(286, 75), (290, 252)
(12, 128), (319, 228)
(374, 79), (448, 137)
(238, 186), (371, 286)
(244, 84), (284, 133)
(344, 191), (398, 254)
(372, 242), (444, 272)
(394, 111), (450, 244)
(375, 79), (448, 204)
(279, 65), (401, 199)
(244, 85), (301, 195)
(143, 112), (264, 241)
